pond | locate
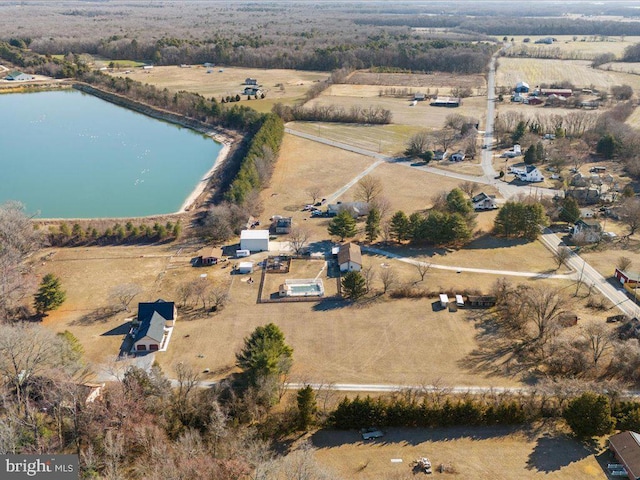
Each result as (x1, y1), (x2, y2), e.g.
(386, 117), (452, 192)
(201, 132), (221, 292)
(0, 89), (222, 218)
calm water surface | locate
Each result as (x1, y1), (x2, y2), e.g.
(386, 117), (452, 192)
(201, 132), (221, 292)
(0, 90), (220, 218)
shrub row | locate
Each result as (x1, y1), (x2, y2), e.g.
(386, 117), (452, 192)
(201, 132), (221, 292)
(45, 221), (181, 246)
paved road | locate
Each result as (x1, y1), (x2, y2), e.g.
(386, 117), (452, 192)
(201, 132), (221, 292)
(539, 229), (640, 318)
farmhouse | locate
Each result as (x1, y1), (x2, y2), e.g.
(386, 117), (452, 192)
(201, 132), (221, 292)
(572, 219), (602, 243)
(272, 216), (292, 234)
(131, 300), (177, 353)
(540, 88), (573, 98)
(513, 165), (544, 183)
(5, 71), (33, 81)
(514, 81), (530, 93)
(243, 86), (263, 96)
(327, 202), (369, 218)
(609, 431), (640, 480)
(338, 242), (362, 272)
(472, 192), (498, 211)
(450, 152), (465, 162)
(240, 229), (270, 252)
(245, 78), (258, 85)
(430, 96), (461, 108)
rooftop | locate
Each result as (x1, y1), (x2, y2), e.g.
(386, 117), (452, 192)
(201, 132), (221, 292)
(240, 229), (270, 240)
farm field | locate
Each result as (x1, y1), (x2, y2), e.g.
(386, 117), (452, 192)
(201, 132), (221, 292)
(345, 71), (486, 91)
(312, 426), (608, 480)
(304, 84), (487, 130)
(496, 58), (640, 91)
(504, 35), (640, 60)
(113, 66), (329, 113)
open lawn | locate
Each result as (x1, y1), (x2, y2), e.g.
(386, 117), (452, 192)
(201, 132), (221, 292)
(346, 71), (486, 90)
(504, 35), (640, 60)
(312, 425), (607, 480)
(112, 66), (329, 113)
(496, 58), (640, 91)
(304, 85), (487, 130)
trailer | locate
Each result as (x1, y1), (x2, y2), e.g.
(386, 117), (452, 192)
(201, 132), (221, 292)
(439, 294), (449, 308)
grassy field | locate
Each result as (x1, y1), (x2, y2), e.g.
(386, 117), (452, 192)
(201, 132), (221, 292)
(346, 71), (486, 90)
(112, 66), (329, 113)
(312, 425), (608, 480)
(504, 35), (640, 60)
(496, 58), (640, 91)
(305, 85), (487, 130)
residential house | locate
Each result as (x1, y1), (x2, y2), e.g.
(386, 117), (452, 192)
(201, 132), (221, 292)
(430, 96), (460, 107)
(566, 187), (600, 205)
(272, 216), (292, 234)
(450, 152), (465, 162)
(609, 431), (640, 480)
(580, 208), (596, 218)
(513, 165), (544, 182)
(338, 243), (362, 272)
(131, 300), (177, 353)
(243, 87), (262, 96)
(327, 201), (369, 218)
(472, 192), (498, 211)
(5, 71), (33, 81)
(245, 78), (258, 85)
(572, 219), (602, 243)
(433, 150), (447, 161)
(511, 94), (526, 103)
(514, 81), (530, 93)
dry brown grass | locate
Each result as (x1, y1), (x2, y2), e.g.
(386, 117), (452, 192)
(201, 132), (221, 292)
(496, 58), (640, 91)
(113, 66), (329, 113)
(506, 35), (640, 60)
(346, 71), (486, 89)
(304, 87), (487, 130)
(312, 426), (607, 480)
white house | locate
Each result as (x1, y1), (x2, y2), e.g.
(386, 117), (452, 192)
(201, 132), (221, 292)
(131, 300), (177, 353)
(338, 243), (362, 272)
(513, 165), (544, 182)
(472, 192), (498, 211)
(240, 229), (269, 252)
(243, 87), (263, 96)
(237, 262), (254, 274)
(5, 71), (33, 81)
(572, 219), (602, 243)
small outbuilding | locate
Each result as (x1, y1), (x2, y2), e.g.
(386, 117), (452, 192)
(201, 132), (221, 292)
(466, 295), (497, 308)
(5, 70), (33, 81)
(237, 262), (254, 274)
(272, 216), (292, 234)
(450, 152), (465, 162)
(240, 229), (270, 252)
(338, 243), (362, 272)
(430, 96), (460, 108)
(615, 268), (640, 286)
(439, 294), (449, 308)
(515, 81), (530, 93)
(245, 78), (258, 85)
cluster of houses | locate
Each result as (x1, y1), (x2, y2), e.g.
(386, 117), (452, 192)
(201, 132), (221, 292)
(510, 81), (598, 108)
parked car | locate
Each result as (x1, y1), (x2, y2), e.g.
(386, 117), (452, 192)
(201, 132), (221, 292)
(361, 427), (384, 440)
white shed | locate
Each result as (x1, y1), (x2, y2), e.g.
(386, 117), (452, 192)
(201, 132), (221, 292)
(439, 294), (449, 308)
(240, 229), (269, 252)
(237, 262), (254, 274)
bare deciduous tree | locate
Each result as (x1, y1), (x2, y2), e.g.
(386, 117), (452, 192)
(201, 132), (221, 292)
(305, 186), (322, 205)
(620, 197), (640, 238)
(361, 265), (375, 293)
(582, 323), (614, 369)
(414, 262), (431, 282)
(379, 267), (397, 294)
(433, 128), (455, 152)
(370, 196), (392, 220)
(554, 246), (572, 269)
(459, 181), (480, 199)
(354, 176), (383, 204)
(617, 256), (632, 272)
(108, 283), (143, 312)
(288, 225), (311, 255)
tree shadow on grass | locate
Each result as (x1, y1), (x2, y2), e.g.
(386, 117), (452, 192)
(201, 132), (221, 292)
(71, 307), (119, 326)
(526, 433), (597, 473)
(312, 298), (348, 311)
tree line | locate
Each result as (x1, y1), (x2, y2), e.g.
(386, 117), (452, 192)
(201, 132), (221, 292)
(45, 220), (182, 247)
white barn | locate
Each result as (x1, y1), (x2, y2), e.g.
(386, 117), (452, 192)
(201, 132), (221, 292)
(240, 230), (269, 252)
(338, 243), (362, 272)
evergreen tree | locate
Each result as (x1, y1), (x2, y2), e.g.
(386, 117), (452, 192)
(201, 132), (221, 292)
(512, 121), (527, 143)
(389, 211), (411, 242)
(297, 385), (318, 430)
(365, 208), (381, 243)
(446, 188), (473, 217)
(236, 323), (293, 387)
(328, 210), (357, 241)
(559, 197), (581, 224)
(342, 271), (367, 300)
(494, 202), (549, 240)
(597, 134), (619, 159)
(523, 145), (536, 165)
(535, 141), (545, 163)
(34, 273), (66, 316)
(564, 392), (615, 439)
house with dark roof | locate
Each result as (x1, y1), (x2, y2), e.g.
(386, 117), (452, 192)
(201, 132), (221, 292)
(472, 192), (498, 211)
(272, 216), (292, 234)
(609, 431), (640, 479)
(131, 300), (177, 353)
(338, 243), (362, 272)
(572, 219), (602, 243)
(5, 71), (33, 81)
(515, 81), (530, 93)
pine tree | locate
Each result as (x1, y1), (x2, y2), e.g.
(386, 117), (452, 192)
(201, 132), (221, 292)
(559, 197), (581, 224)
(297, 385), (318, 430)
(236, 323), (293, 387)
(389, 211), (411, 242)
(34, 273), (66, 316)
(328, 210), (356, 241)
(342, 271), (367, 300)
(365, 208), (381, 243)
